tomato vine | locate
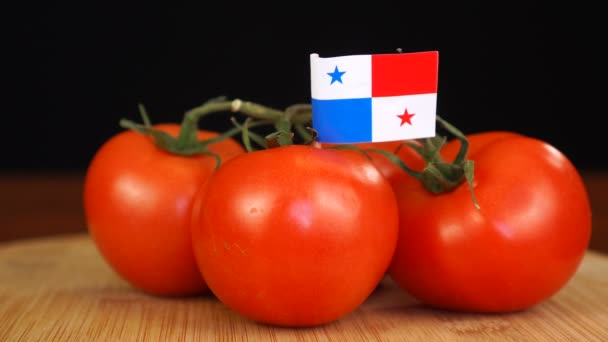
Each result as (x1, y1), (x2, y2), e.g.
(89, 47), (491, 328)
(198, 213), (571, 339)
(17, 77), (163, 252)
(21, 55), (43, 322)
(119, 97), (481, 205)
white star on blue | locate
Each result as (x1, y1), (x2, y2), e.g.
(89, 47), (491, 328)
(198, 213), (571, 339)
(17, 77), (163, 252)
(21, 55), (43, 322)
(327, 66), (346, 85)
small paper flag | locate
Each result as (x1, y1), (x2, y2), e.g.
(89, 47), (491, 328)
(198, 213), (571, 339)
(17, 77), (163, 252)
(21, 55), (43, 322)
(310, 51), (439, 143)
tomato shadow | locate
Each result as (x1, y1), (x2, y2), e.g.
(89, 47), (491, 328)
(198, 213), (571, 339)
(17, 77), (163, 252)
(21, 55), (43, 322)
(363, 276), (532, 329)
(361, 275), (423, 312)
(142, 289), (221, 304)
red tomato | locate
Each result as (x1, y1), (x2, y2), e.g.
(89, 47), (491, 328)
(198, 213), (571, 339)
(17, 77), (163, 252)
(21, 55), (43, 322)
(190, 145), (399, 327)
(84, 124), (245, 296)
(388, 131), (592, 312)
(439, 131), (521, 162)
(322, 140), (426, 187)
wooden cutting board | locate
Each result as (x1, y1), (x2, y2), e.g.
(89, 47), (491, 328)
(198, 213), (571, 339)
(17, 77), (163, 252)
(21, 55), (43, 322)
(1, 234), (607, 341)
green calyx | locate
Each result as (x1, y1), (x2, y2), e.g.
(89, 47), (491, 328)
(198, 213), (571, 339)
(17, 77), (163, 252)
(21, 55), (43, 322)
(260, 103), (315, 149)
(119, 97), (278, 168)
(349, 116), (479, 210)
(409, 116), (479, 210)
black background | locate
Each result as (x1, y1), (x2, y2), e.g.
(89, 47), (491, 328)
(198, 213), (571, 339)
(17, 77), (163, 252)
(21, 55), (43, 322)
(4, 2), (604, 172)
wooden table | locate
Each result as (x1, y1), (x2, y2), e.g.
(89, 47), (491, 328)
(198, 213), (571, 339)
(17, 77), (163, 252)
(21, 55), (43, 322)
(1, 234), (607, 341)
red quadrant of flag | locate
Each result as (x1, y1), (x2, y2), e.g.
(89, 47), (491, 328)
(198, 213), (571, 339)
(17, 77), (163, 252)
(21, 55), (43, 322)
(371, 51), (439, 97)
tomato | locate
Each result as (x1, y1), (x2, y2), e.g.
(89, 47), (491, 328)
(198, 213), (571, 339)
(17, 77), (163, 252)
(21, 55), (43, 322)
(83, 124), (245, 296)
(322, 140), (426, 187)
(190, 144), (399, 327)
(388, 131), (592, 312)
(439, 131), (521, 162)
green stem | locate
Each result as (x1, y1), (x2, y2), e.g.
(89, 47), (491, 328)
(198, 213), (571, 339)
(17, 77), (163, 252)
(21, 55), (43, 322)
(231, 99), (285, 120)
(241, 118), (255, 152)
(177, 98), (286, 148)
(286, 103), (312, 125)
(412, 116), (479, 210)
(436, 116), (469, 165)
(230, 117), (269, 150)
(177, 100), (235, 149)
(365, 148), (423, 180)
(137, 103), (152, 127)
(294, 123), (313, 143)
(464, 160), (480, 210)
(272, 104), (305, 146)
(201, 118), (272, 148)
(119, 119), (180, 150)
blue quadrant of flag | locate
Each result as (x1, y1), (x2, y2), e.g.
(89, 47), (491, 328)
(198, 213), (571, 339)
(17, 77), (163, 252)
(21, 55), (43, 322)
(312, 98), (372, 143)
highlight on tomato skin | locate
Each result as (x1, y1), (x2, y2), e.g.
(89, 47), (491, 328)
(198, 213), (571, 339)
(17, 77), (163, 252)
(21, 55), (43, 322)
(190, 144), (400, 327)
(83, 123), (245, 297)
(386, 131), (592, 313)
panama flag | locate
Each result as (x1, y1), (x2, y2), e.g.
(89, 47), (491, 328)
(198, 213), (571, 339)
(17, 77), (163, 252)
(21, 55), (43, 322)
(310, 51), (439, 143)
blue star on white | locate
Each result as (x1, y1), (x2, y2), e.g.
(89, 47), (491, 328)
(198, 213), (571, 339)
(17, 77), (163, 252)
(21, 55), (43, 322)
(327, 66), (346, 85)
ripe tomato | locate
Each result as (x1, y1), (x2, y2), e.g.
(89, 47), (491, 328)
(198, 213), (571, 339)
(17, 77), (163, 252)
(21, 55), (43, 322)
(322, 140), (426, 187)
(84, 124), (245, 296)
(439, 131), (521, 162)
(388, 131), (592, 312)
(190, 144), (399, 327)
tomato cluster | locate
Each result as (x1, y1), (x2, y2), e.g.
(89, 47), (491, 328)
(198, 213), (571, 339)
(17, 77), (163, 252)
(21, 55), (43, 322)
(83, 101), (592, 327)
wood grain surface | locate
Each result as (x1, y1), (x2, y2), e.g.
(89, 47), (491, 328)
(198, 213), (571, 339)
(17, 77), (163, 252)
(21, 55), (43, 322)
(1, 234), (607, 341)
